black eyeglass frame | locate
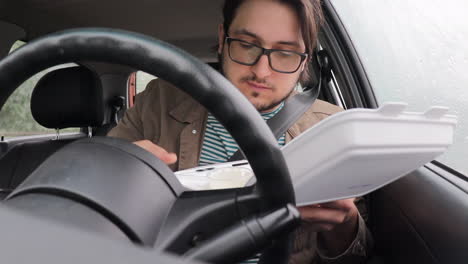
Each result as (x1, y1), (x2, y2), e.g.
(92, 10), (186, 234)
(225, 35), (308, 74)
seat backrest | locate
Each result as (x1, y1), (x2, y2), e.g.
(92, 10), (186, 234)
(0, 66), (106, 194)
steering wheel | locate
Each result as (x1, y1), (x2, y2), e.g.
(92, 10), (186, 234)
(0, 29), (299, 263)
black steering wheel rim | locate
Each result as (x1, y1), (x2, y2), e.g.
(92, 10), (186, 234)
(0, 28), (295, 261)
(0, 28), (294, 207)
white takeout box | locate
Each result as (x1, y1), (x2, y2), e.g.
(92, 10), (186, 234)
(175, 103), (457, 206)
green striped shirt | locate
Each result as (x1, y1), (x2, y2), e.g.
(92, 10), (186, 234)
(199, 102), (286, 166)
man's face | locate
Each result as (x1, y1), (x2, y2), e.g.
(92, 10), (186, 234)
(218, 0), (307, 112)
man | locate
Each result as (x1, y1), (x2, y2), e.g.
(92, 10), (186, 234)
(108, 0), (373, 263)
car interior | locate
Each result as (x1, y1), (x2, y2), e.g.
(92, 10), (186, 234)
(0, 0), (467, 264)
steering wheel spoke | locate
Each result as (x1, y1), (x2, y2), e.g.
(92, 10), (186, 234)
(183, 204), (301, 264)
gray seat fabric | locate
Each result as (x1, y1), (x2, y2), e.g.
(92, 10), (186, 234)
(0, 139), (76, 194)
(0, 66), (106, 195)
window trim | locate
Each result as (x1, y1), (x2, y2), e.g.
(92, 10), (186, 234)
(429, 161), (468, 185)
(127, 72), (137, 108)
(322, 0), (378, 109)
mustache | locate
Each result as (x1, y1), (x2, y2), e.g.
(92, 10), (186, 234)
(240, 75), (273, 88)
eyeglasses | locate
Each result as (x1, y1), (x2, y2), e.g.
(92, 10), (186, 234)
(225, 35), (308, 74)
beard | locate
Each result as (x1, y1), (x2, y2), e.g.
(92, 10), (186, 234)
(218, 52), (296, 112)
(239, 75), (294, 112)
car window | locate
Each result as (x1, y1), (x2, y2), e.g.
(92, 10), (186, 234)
(127, 71), (157, 107)
(330, 0), (468, 176)
(0, 40), (79, 139)
(135, 71), (157, 94)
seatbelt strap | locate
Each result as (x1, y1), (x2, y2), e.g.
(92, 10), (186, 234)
(227, 81), (321, 162)
(267, 85), (320, 140)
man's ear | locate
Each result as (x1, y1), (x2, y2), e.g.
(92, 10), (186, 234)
(217, 24), (225, 54)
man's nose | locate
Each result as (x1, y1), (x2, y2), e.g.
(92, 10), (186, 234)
(250, 54), (272, 78)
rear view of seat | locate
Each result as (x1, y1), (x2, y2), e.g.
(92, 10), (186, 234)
(0, 66), (106, 195)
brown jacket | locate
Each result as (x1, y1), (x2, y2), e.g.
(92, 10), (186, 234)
(108, 79), (373, 264)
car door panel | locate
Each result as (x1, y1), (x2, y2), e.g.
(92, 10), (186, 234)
(371, 165), (468, 264)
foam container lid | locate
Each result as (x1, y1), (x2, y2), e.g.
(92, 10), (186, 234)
(284, 102), (457, 206)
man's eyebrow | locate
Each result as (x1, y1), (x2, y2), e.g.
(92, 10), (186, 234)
(233, 29), (262, 40)
(232, 29), (301, 48)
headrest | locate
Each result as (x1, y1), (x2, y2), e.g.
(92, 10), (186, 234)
(31, 66), (105, 129)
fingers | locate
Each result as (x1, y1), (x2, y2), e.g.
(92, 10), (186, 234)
(320, 198), (356, 210)
(133, 140), (178, 165)
(316, 199), (357, 222)
(297, 199), (359, 232)
(298, 206), (348, 226)
(298, 207), (339, 232)
(159, 152), (178, 165)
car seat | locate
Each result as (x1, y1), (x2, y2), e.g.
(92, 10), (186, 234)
(0, 66), (107, 196)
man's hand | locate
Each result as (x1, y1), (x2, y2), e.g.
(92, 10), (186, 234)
(298, 198), (359, 256)
(133, 140), (178, 165)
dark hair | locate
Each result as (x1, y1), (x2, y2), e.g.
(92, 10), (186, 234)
(222, 0), (324, 84)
